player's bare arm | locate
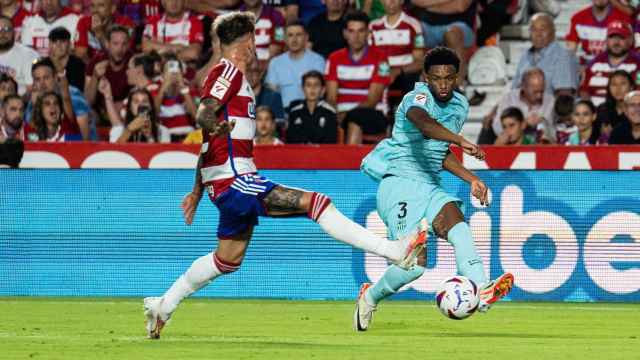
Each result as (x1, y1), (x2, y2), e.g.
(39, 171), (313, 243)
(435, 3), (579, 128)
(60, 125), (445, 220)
(442, 151), (489, 206)
(182, 153), (205, 225)
(195, 98), (235, 136)
(263, 186), (312, 216)
(406, 106), (484, 159)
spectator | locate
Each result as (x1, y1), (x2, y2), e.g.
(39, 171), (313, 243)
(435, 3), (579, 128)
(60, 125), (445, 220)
(553, 94), (576, 144)
(74, 0), (135, 63)
(286, 70), (337, 144)
(566, 0), (631, 64)
(369, 0), (424, 94)
(247, 58), (285, 125)
(494, 107), (536, 145)
(85, 25), (132, 125)
(512, 13), (579, 96)
(263, 0), (299, 25)
(154, 55), (197, 141)
(0, 93), (24, 140)
(25, 90), (79, 141)
(110, 87), (170, 143)
(581, 21), (640, 106)
(27, 58), (90, 139)
(142, 0), (204, 64)
(356, 0), (385, 20)
(567, 99), (607, 145)
(475, 0), (516, 46)
(0, 0), (32, 41)
(118, 0), (161, 27)
(126, 53), (157, 91)
(492, 68), (555, 143)
(265, 21), (325, 110)
(299, 0), (325, 24)
(307, 0), (347, 58)
(48, 27), (85, 91)
(241, 0), (284, 67)
(325, 11), (390, 144)
(609, 90), (640, 144)
(254, 106), (283, 145)
(20, 0), (79, 56)
(409, 0), (477, 84)
(0, 16), (39, 95)
(596, 69), (634, 131)
(0, 72), (17, 100)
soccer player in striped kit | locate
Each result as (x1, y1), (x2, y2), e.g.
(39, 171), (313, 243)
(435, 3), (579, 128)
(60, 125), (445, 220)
(143, 11), (426, 340)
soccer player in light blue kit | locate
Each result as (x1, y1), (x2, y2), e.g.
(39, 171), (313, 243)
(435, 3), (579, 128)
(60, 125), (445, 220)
(354, 47), (515, 331)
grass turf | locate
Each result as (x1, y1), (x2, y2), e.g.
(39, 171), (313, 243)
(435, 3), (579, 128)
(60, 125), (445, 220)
(0, 298), (638, 360)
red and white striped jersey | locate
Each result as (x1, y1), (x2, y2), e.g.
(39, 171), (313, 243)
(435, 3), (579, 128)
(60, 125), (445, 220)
(581, 51), (640, 106)
(143, 11), (204, 47)
(200, 58), (257, 197)
(155, 81), (198, 136)
(251, 5), (285, 61)
(20, 8), (79, 56)
(324, 47), (391, 113)
(565, 6), (630, 63)
(369, 12), (424, 68)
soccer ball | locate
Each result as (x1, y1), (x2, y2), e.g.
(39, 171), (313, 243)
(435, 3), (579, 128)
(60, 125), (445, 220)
(435, 276), (480, 320)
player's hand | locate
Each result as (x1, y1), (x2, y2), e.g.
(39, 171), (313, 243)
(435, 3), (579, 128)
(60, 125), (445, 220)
(460, 137), (485, 160)
(471, 179), (489, 206)
(209, 119), (236, 137)
(181, 192), (202, 225)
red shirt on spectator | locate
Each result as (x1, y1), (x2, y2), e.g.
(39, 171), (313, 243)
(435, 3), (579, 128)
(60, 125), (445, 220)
(6, 5), (32, 42)
(200, 58), (257, 197)
(154, 80), (197, 136)
(369, 11), (424, 68)
(565, 5), (630, 63)
(240, 5), (285, 62)
(74, 14), (135, 59)
(581, 51), (640, 105)
(86, 51), (133, 103)
(24, 114), (80, 142)
(143, 11), (204, 47)
(325, 46), (391, 113)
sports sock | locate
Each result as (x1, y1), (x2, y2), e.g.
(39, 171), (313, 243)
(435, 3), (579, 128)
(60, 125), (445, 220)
(160, 252), (224, 315)
(447, 222), (488, 287)
(314, 202), (407, 262)
(365, 264), (425, 305)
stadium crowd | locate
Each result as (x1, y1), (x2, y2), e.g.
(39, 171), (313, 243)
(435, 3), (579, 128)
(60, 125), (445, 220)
(1, 0), (640, 149)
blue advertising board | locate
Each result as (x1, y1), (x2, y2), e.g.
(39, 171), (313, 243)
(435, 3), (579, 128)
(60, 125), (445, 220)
(1, 169), (638, 302)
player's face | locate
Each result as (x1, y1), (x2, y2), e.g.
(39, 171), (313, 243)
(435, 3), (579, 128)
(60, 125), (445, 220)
(41, 95), (61, 126)
(609, 74), (632, 101)
(624, 94), (640, 124)
(32, 67), (56, 93)
(303, 77), (323, 102)
(572, 103), (595, 132)
(234, 33), (256, 64)
(107, 31), (129, 64)
(529, 17), (553, 50)
(3, 98), (24, 129)
(382, 0), (403, 15)
(425, 65), (458, 102)
(0, 19), (14, 50)
(607, 34), (631, 57)
(500, 117), (525, 144)
(255, 111), (275, 137)
(344, 21), (368, 52)
(91, 0), (113, 19)
(285, 25), (306, 53)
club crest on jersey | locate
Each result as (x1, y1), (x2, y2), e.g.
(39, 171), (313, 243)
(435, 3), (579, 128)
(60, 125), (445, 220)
(248, 102), (256, 118)
(415, 93), (427, 105)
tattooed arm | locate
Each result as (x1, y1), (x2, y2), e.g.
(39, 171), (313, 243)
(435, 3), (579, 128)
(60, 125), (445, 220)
(196, 97), (236, 136)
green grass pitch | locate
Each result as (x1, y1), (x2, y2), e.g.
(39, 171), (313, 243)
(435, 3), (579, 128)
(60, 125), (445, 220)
(1, 298), (638, 360)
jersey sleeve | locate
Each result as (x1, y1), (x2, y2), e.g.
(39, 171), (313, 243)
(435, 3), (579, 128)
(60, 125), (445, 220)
(324, 54), (338, 81)
(407, 90), (437, 121)
(372, 55), (391, 86)
(272, 11), (285, 47)
(565, 15), (579, 43)
(201, 62), (243, 106)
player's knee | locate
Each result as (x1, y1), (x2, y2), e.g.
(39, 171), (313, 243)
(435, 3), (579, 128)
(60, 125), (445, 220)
(213, 253), (242, 274)
(307, 192), (333, 222)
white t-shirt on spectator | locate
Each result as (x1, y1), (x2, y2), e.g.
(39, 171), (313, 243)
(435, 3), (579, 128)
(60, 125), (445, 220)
(21, 10), (79, 56)
(0, 43), (40, 95)
(109, 124), (171, 143)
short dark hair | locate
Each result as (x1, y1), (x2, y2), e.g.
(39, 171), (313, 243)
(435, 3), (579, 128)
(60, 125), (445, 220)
(48, 26), (70, 41)
(214, 11), (256, 46)
(500, 107), (525, 123)
(0, 73), (18, 93)
(2, 93), (22, 107)
(302, 70), (324, 86)
(256, 105), (275, 121)
(344, 10), (370, 28)
(574, 99), (596, 114)
(423, 46), (460, 73)
(554, 95), (575, 117)
(286, 20), (306, 31)
(0, 15), (13, 28)
(106, 25), (130, 41)
(132, 54), (156, 80)
(31, 57), (55, 75)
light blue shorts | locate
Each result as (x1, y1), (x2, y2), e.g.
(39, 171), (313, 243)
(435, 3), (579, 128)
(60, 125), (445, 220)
(377, 175), (463, 240)
(421, 21), (475, 49)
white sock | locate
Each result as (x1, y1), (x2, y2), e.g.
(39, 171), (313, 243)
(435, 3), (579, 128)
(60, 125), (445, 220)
(317, 204), (406, 262)
(161, 252), (222, 316)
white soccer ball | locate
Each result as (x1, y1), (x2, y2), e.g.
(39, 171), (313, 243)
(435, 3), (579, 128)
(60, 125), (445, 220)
(435, 276), (480, 320)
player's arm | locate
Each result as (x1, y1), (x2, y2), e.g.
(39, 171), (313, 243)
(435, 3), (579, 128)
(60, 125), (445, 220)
(443, 151), (489, 206)
(182, 152), (205, 225)
(406, 106), (485, 159)
(195, 98), (236, 136)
